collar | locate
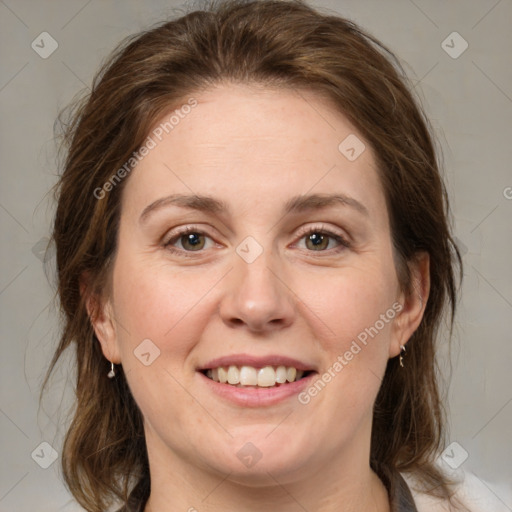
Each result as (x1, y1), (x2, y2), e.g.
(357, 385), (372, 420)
(377, 465), (419, 512)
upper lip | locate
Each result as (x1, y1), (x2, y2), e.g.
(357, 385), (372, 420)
(198, 353), (317, 372)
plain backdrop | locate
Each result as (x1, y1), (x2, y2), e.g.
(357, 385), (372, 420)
(0, 1), (511, 511)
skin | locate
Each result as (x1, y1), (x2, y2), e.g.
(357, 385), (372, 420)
(89, 83), (429, 512)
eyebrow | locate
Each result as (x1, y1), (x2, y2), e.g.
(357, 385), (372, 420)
(139, 192), (369, 224)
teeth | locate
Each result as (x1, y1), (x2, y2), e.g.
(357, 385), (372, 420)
(257, 366), (275, 387)
(227, 365), (240, 385)
(240, 366), (258, 386)
(218, 367), (228, 383)
(204, 364), (308, 387)
(276, 365), (287, 383)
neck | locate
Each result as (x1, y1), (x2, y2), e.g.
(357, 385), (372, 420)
(142, 432), (390, 512)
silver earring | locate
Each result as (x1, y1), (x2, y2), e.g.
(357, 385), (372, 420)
(399, 345), (406, 368)
(107, 361), (116, 378)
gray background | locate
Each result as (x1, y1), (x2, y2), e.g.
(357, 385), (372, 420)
(0, 1), (511, 511)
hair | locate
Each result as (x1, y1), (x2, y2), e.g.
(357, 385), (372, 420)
(42, 0), (463, 510)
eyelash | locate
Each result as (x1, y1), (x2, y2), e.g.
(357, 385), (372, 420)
(162, 224), (350, 258)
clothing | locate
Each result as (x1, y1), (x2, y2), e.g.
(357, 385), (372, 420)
(381, 466), (419, 512)
(115, 467), (419, 512)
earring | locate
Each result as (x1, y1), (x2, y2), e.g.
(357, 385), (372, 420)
(107, 361), (116, 378)
(399, 345), (406, 368)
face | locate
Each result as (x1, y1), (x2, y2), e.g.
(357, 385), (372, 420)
(92, 83), (426, 487)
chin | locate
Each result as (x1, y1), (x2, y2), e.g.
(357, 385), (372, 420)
(199, 431), (316, 486)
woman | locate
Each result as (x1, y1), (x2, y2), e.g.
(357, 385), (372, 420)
(43, 0), (468, 510)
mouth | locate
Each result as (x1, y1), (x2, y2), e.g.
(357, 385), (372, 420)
(199, 365), (315, 388)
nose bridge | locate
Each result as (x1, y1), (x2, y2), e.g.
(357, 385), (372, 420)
(220, 237), (295, 331)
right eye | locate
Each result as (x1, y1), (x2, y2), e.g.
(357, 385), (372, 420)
(163, 226), (216, 256)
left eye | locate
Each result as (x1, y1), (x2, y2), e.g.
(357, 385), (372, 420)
(296, 228), (349, 252)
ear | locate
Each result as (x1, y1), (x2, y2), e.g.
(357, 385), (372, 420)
(389, 252), (430, 358)
(80, 271), (121, 364)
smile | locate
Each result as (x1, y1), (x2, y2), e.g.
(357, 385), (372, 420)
(201, 365), (313, 388)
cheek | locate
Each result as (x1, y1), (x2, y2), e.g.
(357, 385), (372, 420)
(111, 254), (223, 361)
(110, 257), (221, 435)
(301, 263), (397, 346)
(295, 262), (398, 401)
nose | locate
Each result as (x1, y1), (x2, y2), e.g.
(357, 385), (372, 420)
(219, 250), (296, 334)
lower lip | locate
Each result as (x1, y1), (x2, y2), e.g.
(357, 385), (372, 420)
(197, 371), (317, 407)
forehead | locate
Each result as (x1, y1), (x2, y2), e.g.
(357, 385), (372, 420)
(121, 83), (387, 224)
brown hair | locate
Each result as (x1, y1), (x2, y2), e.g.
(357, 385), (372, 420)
(43, 0), (463, 510)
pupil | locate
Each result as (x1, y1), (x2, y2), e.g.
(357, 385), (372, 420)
(308, 233), (327, 250)
(310, 233), (323, 245)
(187, 233), (200, 245)
(183, 233), (203, 250)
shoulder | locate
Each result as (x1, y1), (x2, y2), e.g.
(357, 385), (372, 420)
(402, 468), (512, 512)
